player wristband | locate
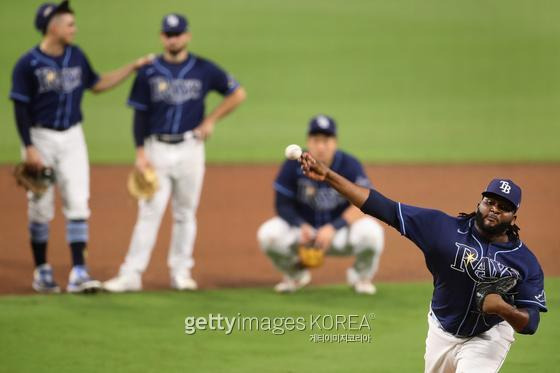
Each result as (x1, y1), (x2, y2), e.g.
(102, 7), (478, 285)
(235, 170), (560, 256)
(331, 217), (348, 230)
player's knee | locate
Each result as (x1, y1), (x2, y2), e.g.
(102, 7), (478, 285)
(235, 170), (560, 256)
(257, 217), (290, 253)
(349, 217), (385, 253)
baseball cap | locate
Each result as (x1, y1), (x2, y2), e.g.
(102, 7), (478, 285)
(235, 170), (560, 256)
(307, 115), (337, 137)
(35, 1), (72, 33)
(482, 178), (522, 211)
(161, 13), (188, 34)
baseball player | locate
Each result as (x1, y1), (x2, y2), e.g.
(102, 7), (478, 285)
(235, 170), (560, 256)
(257, 115), (385, 294)
(300, 153), (547, 372)
(103, 13), (246, 292)
(10, 1), (153, 293)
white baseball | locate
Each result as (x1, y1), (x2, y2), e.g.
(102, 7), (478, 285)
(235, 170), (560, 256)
(284, 144), (302, 160)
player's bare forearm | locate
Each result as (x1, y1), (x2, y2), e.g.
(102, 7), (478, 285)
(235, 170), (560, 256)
(205, 86), (246, 122)
(92, 55), (154, 93)
(91, 63), (136, 93)
(483, 294), (529, 332)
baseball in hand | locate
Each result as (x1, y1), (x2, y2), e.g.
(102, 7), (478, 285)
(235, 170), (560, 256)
(284, 144), (302, 160)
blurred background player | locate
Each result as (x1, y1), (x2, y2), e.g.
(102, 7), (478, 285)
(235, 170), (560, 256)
(257, 115), (384, 294)
(103, 13), (246, 292)
(9, 1), (153, 293)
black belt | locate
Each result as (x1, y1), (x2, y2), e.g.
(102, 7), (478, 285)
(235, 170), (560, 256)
(34, 123), (77, 132)
(155, 134), (185, 144)
(154, 132), (195, 144)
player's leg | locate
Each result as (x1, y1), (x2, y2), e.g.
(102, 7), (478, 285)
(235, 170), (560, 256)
(455, 322), (515, 373)
(56, 125), (100, 293)
(424, 309), (461, 373)
(26, 128), (59, 293)
(257, 217), (310, 292)
(105, 139), (172, 292)
(329, 216), (385, 294)
(167, 138), (205, 290)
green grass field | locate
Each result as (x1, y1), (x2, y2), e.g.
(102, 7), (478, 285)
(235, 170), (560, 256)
(0, 280), (557, 372)
(1, 0), (559, 164)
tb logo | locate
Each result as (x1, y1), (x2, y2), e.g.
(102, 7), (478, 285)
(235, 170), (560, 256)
(499, 181), (511, 194)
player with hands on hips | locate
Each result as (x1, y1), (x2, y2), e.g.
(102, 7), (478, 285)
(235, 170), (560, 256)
(257, 115), (385, 294)
(9, 1), (153, 293)
(103, 13), (246, 293)
(300, 152), (547, 373)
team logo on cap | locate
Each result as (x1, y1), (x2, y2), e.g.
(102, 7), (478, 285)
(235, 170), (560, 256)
(316, 115), (330, 129)
(43, 5), (54, 17)
(166, 14), (179, 27)
(499, 180), (511, 194)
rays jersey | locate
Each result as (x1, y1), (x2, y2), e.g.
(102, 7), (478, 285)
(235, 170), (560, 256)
(396, 204), (547, 337)
(275, 150), (372, 228)
(127, 54), (239, 134)
(10, 45), (99, 130)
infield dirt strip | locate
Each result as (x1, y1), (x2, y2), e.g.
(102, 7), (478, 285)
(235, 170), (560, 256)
(0, 164), (558, 294)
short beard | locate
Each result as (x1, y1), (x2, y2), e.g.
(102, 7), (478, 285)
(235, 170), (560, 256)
(475, 209), (511, 236)
(168, 48), (183, 56)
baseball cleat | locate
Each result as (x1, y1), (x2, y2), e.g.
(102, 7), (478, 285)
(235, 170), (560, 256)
(103, 274), (142, 293)
(353, 280), (377, 295)
(66, 265), (101, 294)
(171, 274), (198, 291)
(274, 270), (311, 293)
(32, 263), (61, 293)
(347, 267), (376, 295)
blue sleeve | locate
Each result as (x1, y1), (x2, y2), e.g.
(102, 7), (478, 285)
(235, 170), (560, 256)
(396, 203), (453, 255)
(206, 61), (239, 96)
(133, 110), (150, 147)
(514, 267), (547, 312)
(10, 58), (33, 103)
(127, 71), (150, 111)
(275, 192), (304, 226)
(519, 307), (540, 335)
(360, 189), (399, 227)
(13, 101), (33, 146)
(273, 160), (303, 225)
(79, 49), (100, 89)
(349, 159), (373, 188)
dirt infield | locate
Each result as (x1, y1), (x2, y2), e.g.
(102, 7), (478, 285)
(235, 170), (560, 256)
(0, 164), (558, 294)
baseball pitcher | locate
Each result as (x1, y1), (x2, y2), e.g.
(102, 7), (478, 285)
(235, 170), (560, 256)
(103, 13), (246, 292)
(10, 1), (153, 293)
(300, 153), (547, 372)
(258, 115), (385, 294)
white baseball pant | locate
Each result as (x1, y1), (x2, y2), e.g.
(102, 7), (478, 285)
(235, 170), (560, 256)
(425, 308), (515, 373)
(118, 135), (205, 279)
(257, 216), (384, 278)
(25, 124), (90, 223)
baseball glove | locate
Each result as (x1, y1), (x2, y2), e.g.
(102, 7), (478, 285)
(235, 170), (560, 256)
(13, 163), (56, 197)
(298, 246), (324, 268)
(127, 167), (159, 200)
(475, 276), (517, 313)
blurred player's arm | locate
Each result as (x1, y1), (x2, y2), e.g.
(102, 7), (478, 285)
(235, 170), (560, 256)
(275, 192), (314, 246)
(13, 101), (43, 170)
(482, 294), (539, 334)
(132, 110), (152, 172)
(91, 54), (154, 93)
(195, 87), (247, 140)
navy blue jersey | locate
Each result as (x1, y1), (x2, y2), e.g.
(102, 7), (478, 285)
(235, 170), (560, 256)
(127, 54), (239, 134)
(10, 45), (99, 130)
(396, 204), (547, 337)
(275, 150), (372, 228)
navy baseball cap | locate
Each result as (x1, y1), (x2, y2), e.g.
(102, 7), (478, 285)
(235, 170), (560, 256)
(482, 178), (522, 211)
(308, 115), (337, 137)
(35, 1), (72, 33)
(161, 13), (188, 34)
